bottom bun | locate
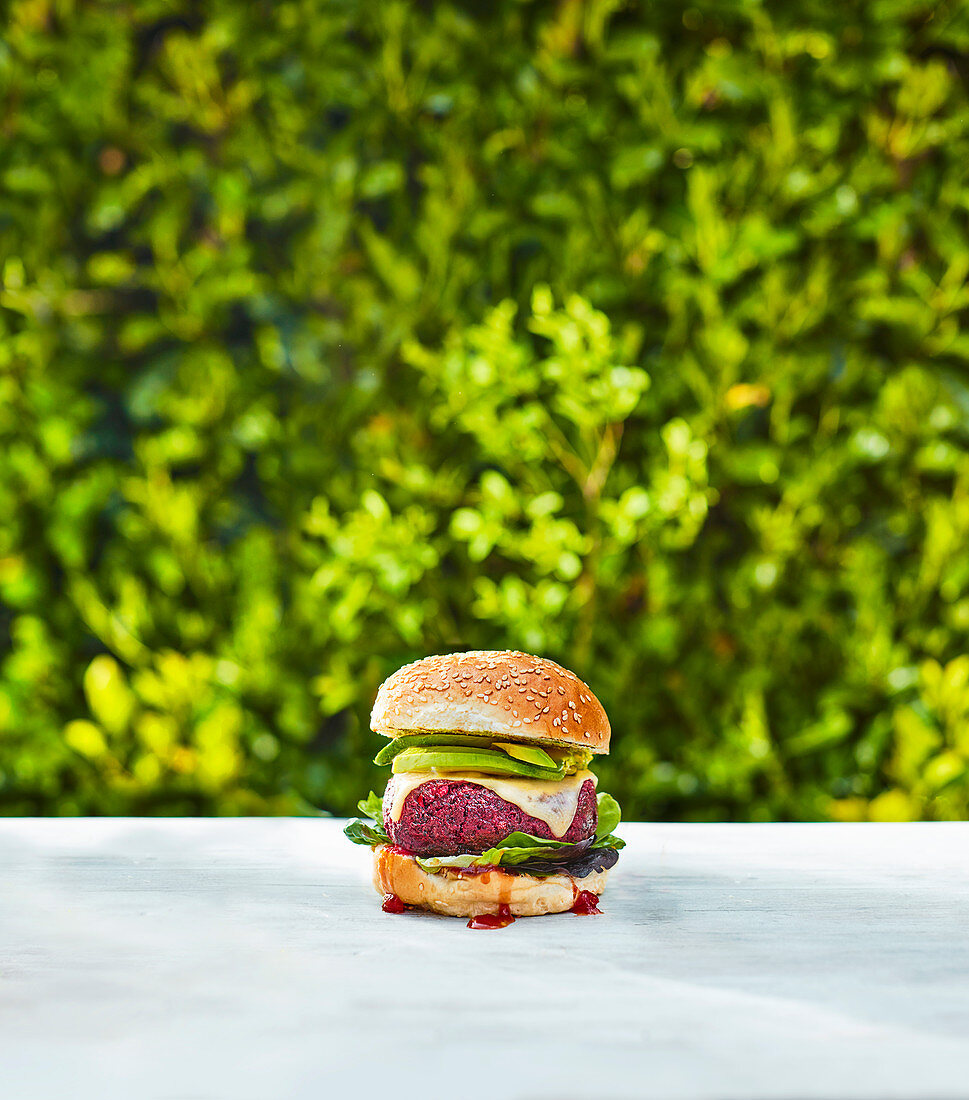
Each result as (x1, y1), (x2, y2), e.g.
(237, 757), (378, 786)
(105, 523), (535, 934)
(371, 844), (610, 917)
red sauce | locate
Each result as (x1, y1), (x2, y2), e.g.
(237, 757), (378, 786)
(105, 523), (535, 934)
(381, 893), (406, 914)
(571, 890), (602, 915)
(467, 903), (515, 930)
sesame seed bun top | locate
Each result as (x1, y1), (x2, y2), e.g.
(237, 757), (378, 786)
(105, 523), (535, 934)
(370, 650), (611, 754)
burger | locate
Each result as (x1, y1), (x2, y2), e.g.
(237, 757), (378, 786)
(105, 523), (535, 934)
(344, 650), (623, 925)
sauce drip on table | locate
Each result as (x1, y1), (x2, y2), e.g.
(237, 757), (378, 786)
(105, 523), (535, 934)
(381, 893), (406, 914)
(571, 890), (602, 915)
(467, 903), (515, 930)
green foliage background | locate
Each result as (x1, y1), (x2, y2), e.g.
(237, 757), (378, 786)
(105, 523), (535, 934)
(2, 0), (969, 820)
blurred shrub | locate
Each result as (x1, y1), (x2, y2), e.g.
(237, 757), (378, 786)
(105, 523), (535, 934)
(1, 0), (969, 819)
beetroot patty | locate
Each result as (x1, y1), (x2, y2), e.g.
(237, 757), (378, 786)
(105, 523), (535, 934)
(384, 777), (597, 856)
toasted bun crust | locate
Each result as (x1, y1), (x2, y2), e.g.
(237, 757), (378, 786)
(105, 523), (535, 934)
(372, 845), (610, 918)
(371, 651), (610, 754)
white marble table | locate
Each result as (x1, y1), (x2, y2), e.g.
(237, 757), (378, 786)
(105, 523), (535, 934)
(1, 819), (967, 1100)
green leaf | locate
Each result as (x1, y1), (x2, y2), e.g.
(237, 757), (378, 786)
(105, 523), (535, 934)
(345, 791), (389, 846)
(344, 817), (390, 846)
(413, 793), (625, 874)
(596, 833), (626, 852)
(596, 792), (622, 839)
(357, 791), (384, 820)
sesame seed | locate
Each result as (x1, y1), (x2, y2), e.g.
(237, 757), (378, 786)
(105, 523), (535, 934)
(568, 701), (575, 709)
(542, 707), (549, 713)
(583, 731), (591, 739)
(512, 710), (519, 718)
(553, 718), (561, 727)
(558, 687), (565, 695)
(513, 720), (521, 727)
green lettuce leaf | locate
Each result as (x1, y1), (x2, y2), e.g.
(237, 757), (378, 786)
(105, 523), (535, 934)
(596, 792), (621, 838)
(357, 791), (383, 820)
(415, 791), (624, 874)
(343, 790), (389, 847)
(344, 817), (390, 846)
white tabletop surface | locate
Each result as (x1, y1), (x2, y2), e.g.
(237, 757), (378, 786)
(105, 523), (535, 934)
(1, 819), (967, 1100)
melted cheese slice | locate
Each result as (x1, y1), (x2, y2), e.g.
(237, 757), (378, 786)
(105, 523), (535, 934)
(387, 769), (597, 839)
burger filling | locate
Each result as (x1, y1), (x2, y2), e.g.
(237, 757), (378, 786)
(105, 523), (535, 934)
(344, 731), (624, 878)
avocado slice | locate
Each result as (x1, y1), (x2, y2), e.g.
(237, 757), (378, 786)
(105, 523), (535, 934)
(492, 741), (558, 769)
(390, 747), (565, 780)
(373, 734), (492, 766)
